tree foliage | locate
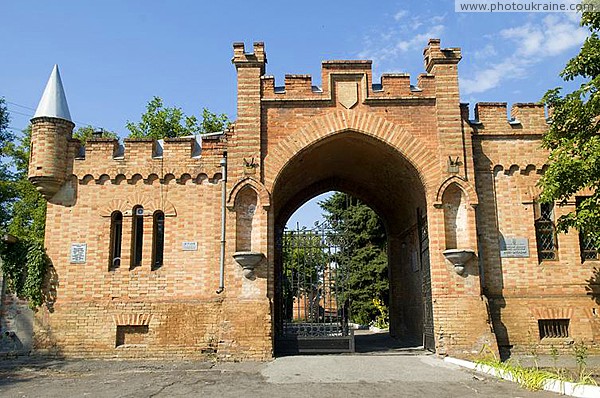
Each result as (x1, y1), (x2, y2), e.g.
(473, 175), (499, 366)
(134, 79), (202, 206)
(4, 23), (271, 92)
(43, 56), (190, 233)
(73, 125), (118, 144)
(125, 96), (229, 139)
(541, 10), (600, 245)
(281, 231), (329, 322)
(320, 192), (388, 325)
(0, 115), (50, 308)
(4, 126), (47, 241)
(0, 97), (15, 228)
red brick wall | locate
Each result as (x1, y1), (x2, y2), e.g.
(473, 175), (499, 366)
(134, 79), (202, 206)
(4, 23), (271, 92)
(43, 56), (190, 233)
(27, 40), (599, 360)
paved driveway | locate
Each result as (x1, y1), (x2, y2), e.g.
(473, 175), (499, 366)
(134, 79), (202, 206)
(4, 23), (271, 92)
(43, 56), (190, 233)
(0, 354), (560, 397)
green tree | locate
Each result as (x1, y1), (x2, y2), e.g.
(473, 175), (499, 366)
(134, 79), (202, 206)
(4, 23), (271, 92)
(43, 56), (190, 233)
(73, 125), (118, 144)
(281, 231), (329, 321)
(5, 126), (46, 241)
(125, 96), (229, 139)
(541, 9), (600, 245)
(320, 192), (388, 325)
(0, 123), (49, 308)
(0, 97), (16, 228)
(200, 108), (230, 135)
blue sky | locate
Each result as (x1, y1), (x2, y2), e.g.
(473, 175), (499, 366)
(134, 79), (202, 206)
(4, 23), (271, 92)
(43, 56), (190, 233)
(1, 1), (589, 227)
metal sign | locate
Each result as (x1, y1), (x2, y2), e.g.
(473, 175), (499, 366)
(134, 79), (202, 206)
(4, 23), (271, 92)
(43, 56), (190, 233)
(182, 241), (198, 251)
(500, 237), (530, 258)
(70, 243), (87, 263)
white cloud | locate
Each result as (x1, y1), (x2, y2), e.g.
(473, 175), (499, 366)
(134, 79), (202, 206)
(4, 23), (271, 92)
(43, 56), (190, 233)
(431, 15), (445, 24)
(461, 59), (528, 94)
(358, 24), (445, 65)
(542, 15), (588, 55)
(394, 10), (408, 21)
(499, 15), (586, 57)
(474, 44), (497, 59)
(411, 20), (424, 30)
(461, 14), (586, 94)
(501, 25), (544, 57)
(358, 10), (447, 70)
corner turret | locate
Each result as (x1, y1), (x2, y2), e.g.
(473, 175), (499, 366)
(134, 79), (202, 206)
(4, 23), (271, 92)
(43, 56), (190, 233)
(29, 65), (75, 199)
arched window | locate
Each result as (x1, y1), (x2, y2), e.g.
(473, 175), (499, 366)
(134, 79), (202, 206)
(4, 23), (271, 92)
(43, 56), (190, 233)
(109, 211), (123, 270)
(131, 205), (144, 268)
(152, 211), (165, 270)
(534, 202), (557, 261)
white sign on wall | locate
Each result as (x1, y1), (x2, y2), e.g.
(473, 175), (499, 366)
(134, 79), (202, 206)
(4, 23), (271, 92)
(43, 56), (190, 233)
(500, 237), (530, 258)
(70, 243), (87, 263)
(182, 241), (198, 251)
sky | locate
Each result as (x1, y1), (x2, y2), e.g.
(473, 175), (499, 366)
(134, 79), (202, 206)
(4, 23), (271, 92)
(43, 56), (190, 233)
(0, 0), (589, 228)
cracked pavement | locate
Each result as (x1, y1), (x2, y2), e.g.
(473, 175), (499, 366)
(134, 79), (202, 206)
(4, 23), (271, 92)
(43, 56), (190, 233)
(0, 354), (561, 397)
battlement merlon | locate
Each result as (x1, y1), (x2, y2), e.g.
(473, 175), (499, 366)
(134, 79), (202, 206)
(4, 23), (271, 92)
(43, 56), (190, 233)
(71, 133), (228, 181)
(260, 66), (437, 101)
(232, 42), (267, 74)
(423, 38), (462, 73)
(320, 60), (372, 94)
(259, 40), (462, 101)
(469, 102), (548, 135)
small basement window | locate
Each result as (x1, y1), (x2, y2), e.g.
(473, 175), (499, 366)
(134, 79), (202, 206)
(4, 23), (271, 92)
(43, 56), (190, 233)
(538, 319), (569, 339)
(116, 325), (149, 347)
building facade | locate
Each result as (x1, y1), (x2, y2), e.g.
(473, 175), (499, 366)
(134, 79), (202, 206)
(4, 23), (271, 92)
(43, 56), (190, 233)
(21, 39), (600, 360)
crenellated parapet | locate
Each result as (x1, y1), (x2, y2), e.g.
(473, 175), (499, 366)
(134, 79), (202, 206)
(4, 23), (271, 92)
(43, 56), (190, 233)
(261, 60), (438, 103)
(468, 102), (549, 135)
(469, 102), (550, 174)
(71, 132), (229, 183)
(468, 101), (550, 173)
(232, 41), (266, 72)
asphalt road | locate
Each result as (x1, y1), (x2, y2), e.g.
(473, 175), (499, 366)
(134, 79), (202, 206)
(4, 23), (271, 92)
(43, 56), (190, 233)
(0, 354), (560, 398)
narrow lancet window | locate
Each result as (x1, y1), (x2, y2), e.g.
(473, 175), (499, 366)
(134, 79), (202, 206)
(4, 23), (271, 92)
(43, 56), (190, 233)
(577, 197), (599, 261)
(131, 206), (144, 268)
(152, 211), (165, 270)
(109, 211), (123, 270)
(535, 202), (557, 261)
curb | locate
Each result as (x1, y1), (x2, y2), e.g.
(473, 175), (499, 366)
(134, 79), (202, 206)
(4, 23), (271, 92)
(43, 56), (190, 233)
(444, 357), (600, 398)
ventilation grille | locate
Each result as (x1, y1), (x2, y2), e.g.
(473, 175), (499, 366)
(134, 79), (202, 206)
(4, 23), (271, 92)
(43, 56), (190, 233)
(538, 319), (569, 339)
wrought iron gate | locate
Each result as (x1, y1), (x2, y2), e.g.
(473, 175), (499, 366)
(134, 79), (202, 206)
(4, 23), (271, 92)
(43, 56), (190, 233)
(275, 221), (354, 354)
(418, 209), (435, 352)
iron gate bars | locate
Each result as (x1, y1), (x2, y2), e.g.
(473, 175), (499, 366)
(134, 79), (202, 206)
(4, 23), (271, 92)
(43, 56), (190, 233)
(277, 220), (354, 353)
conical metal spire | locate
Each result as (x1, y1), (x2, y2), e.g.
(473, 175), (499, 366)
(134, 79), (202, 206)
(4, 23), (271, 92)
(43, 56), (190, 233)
(33, 64), (72, 122)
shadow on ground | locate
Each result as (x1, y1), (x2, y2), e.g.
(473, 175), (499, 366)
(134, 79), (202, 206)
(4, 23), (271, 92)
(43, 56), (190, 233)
(0, 355), (67, 389)
(353, 330), (427, 354)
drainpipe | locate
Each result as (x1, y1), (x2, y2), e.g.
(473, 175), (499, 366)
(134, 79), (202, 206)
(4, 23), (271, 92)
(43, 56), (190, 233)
(216, 152), (227, 294)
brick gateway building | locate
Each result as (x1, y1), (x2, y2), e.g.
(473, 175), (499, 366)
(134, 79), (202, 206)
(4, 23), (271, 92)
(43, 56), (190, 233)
(26, 39), (600, 359)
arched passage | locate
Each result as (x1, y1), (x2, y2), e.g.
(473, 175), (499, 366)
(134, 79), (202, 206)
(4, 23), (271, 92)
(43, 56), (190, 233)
(271, 130), (432, 353)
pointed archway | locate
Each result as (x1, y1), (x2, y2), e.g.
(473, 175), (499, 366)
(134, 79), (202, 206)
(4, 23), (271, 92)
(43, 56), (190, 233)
(270, 130), (432, 353)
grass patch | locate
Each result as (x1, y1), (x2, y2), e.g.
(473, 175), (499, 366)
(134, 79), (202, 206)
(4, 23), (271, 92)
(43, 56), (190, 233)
(475, 345), (598, 392)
